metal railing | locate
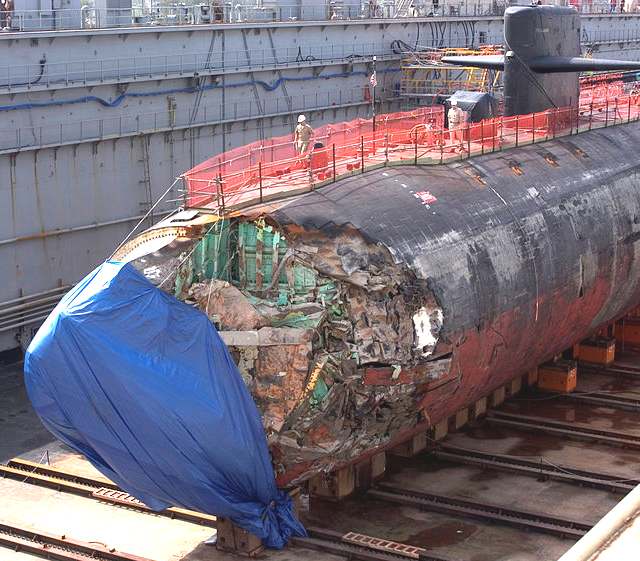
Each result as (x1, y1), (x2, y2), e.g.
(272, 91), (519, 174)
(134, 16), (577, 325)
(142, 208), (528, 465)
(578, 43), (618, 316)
(184, 95), (640, 211)
(0, 41), (389, 92)
(1, 1), (634, 32)
(0, 86), (385, 152)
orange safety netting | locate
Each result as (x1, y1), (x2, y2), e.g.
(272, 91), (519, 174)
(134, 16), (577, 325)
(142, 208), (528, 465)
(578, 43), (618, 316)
(184, 107), (443, 207)
(184, 94), (640, 211)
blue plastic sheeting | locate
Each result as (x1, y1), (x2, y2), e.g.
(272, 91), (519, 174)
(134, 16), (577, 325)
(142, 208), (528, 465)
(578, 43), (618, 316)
(24, 261), (306, 548)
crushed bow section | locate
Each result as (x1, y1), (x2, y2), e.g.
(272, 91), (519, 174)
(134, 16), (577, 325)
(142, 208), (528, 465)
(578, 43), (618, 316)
(128, 215), (451, 484)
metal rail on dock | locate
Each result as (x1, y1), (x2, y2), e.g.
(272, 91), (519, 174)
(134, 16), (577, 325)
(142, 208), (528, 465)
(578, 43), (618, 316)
(432, 445), (637, 494)
(1, 459), (216, 527)
(486, 410), (640, 450)
(293, 526), (457, 561)
(369, 483), (591, 539)
(0, 521), (155, 561)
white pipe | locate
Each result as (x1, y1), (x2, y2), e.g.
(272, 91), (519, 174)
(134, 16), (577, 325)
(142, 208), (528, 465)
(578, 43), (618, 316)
(557, 484), (640, 561)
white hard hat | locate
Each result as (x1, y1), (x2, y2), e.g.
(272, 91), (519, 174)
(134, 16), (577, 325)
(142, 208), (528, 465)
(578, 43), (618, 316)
(298, 115), (306, 123)
(451, 100), (458, 106)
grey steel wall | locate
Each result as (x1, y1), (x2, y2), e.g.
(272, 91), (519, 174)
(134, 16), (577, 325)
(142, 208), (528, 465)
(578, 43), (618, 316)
(0, 13), (639, 350)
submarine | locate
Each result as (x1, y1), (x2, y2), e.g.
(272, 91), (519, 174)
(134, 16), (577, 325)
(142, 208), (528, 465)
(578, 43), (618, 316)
(26, 6), (640, 491)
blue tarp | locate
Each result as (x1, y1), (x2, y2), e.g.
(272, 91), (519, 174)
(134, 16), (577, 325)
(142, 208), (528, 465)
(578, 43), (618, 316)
(24, 261), (306, 548)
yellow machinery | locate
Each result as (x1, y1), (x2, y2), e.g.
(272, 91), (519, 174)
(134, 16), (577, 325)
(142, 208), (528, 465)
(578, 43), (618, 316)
(400, 46), (503, 101)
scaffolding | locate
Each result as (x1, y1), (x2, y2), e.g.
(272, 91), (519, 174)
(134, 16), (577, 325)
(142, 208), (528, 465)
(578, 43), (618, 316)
(399, 46), (504, 103)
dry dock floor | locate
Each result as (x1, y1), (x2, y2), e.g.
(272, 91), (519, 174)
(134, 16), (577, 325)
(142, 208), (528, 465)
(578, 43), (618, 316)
(2, 349), (640, 561)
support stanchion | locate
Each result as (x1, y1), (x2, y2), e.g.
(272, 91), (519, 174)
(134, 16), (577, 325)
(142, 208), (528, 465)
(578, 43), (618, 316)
(218, 172), (225, 212)
(515, 116), (519, 147)
(532, 114), (536, 144)
(332, 143), (336, 182)
(258, 162), (263, 203)
(361, 136), (365, 173)
(628, 96), (632, 124)
(481, 120), (484, 155)
(492, 119), (496, 152)
(589, 102), (593, 131)
(575, 105), (580, 134)
(384, 133), (389, 165)
(613, 98), (617, 126)
(414, 132), (418, 165)
(466, 123), (470, 155)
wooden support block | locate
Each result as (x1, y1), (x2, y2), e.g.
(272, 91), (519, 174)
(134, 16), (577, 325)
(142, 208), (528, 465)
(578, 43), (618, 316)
(527, 369), (539, 387)
(576, 337), (615, 366)
(372, 451), (386, 480)
(431, 420), (448, 441)
(472, 397), (487, 420)
(508, 376), (522, 397)
(490, 386), (506, 407)
(309, 465), (355, 500)
(538, 360), (577, 393)
(354, 451), (386, 491)
(216, 517), (264, 557)
(389, 432), (427, 458)
(454, 408), (469, 430)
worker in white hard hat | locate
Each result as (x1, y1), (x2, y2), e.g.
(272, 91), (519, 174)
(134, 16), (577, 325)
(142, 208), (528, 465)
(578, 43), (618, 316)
(294, 115), (314, 155)
(447, 100), (465, 149)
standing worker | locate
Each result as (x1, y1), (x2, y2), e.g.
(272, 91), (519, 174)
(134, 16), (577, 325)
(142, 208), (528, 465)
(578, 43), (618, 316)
(294, 115), (314, 155)
(447, 100), (464, 150)
(0, 0), (13, 30)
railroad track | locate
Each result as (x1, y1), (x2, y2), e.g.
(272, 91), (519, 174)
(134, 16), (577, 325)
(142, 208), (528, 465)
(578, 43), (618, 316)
(486, 410), (640, 450)
(369, 483), (591, 539)
(432, 445), (637, 493)
(0, 521), (155, 561)
(293, 526), (457, 561)
(0, 459), (216, 527)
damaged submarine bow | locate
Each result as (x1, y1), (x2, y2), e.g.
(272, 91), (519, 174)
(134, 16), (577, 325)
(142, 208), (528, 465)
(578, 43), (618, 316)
(58, 5), (640, 487)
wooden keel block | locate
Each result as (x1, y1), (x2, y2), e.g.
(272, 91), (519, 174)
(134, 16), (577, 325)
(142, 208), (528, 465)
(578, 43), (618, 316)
(355, 452), (386, 491)
(431, 420), (448, 441)
(538, 360), (577, 393)
(453, 408), (469, 430)
(389, 432), (427, 458)
(526, 369), (539, 387)
(471, 397), (487, 420)
(309, 465), (355, 500)
(576, 337), (615, 366)
(508, 376), (522, 397)
(490, 386), (506, 407)
(216, 517), (264, 557)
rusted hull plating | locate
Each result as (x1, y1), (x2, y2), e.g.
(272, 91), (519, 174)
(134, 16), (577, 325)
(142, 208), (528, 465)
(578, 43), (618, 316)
(126, 122), (640, 486)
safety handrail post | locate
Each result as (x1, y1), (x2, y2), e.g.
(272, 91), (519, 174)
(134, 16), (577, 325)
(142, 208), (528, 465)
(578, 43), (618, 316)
(532, 114), (536, 144)
(613, 97), (618, 126)
(414, 131), (418, 165)
(218, 172), (225, 212)
(258, 161), (263, 202)
(361, 136), (365, 173)
(628, 96), (632, 124)
(480, 120), (484, 155)
(332, 143), (336, 182)
(605, 98), (609, 128)
(589, 102), (593, 131)
(515, 115), (519, 147)
(466, 122), (470, 155)
(384, 133), (389, 165)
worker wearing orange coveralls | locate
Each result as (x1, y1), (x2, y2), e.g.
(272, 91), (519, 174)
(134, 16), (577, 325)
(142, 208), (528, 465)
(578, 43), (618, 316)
(294, 114), (314, 154)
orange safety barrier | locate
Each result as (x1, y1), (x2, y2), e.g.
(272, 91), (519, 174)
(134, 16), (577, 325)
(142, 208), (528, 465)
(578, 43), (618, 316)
(184, 94), (640, 210)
